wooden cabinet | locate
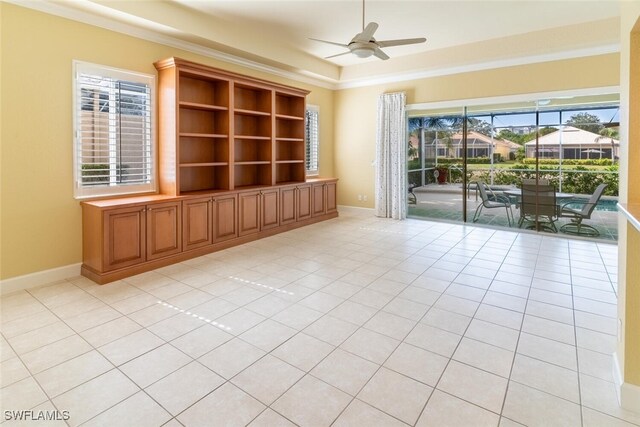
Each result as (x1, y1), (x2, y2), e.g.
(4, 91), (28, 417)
(311, 181), (338, 217)
(312, 182), (326, 217)
(104, 206), (146, 270)
(212, 194), (238, 242)
(81, 180), (337, 284)
(261, 188), (280, 230)
(238, 191), (261, 236)
(183, 197), (212, 251)
(325, 181), (337, 214)
(154, 58), (309, 195)
(146, 202), (182, 260)
(297, 184), (312, 221)
(280, 186), (297, 225)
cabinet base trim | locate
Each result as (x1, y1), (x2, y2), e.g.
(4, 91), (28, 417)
(0, 263), (82, 296)
(83, 211), (338, 285)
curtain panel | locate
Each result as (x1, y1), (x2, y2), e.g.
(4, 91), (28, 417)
(375, 92), (407, 219)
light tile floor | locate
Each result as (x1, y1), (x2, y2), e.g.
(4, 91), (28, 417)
(1, 208), (638, 427)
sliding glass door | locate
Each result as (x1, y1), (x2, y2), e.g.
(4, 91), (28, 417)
(407, 95), (620, 241)
(408, 110), (464, 222)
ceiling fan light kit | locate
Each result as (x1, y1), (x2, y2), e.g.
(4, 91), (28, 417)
(310, 0), (426, 60)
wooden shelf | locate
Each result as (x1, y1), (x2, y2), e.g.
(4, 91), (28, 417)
(180, 108), (228, 135)
(180, 162), (228, 167)
(234, 85), (271, 113)
(234, 163), (272, 187)
(276, 162), (305, 183)
(235, 161), (271, 165)
(275, 114), (304, 121)
(180, 133), (228, 138)
(180, 165), (229, 193)
(276, 117), (304, 139)
(178, 74), (229, 106)
(155, 58), (309, 195)
(276, 137), (304, 142)
(233, 135), (271, 140)
(179, 101), (228, 111)
(275, 92), (304, 117)
(235, 108), (271, 116)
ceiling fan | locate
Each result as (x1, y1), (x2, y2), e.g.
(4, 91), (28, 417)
(310, 0), (426, 60)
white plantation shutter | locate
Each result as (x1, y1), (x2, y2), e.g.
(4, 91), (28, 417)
(305, 105), (319, 175)
(73, 61), (155, 198)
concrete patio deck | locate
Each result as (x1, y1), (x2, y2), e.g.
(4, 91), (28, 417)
(408, 184), (618, 242)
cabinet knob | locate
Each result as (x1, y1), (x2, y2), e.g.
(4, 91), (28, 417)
(147, 207), (153, 211)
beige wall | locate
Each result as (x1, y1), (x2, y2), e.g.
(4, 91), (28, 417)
(0, 4), (334, 280)
(616, 0), (640, 398)
(334, 54), (620, 208)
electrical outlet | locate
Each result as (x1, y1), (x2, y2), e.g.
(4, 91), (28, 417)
(363, 195), (368, 201)
(357, 194), (362, 201)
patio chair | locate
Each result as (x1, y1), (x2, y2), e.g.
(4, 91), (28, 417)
(518, 183), (558, 232)
(521, 178), (549, 186)
(472, 181), (514, 226)
(558, 183), (607, 237)
(408, 183), (417, 204)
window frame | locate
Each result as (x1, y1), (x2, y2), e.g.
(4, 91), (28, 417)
(305, 104), (320, 176)
(72, 60), (157, 199)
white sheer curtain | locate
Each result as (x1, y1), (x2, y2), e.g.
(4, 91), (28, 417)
(375, 92), (407, 219)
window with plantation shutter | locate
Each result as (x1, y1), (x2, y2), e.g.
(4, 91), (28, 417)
(73, 61), (155, 199)
(305, 105), (319, 176)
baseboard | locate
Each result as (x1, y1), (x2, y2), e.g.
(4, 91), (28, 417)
(0, 263), (82, 296)
(337, 204), (375, 212)
(612, 352), (640, 413)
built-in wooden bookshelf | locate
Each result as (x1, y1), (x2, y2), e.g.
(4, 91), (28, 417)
(81, 58), (337, 285)
(154, 57), (309, 195)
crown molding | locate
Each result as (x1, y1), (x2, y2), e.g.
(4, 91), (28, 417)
(336, 44), (620, 90)
(6, 0), (621, 92)
(5, 0), (340, 89)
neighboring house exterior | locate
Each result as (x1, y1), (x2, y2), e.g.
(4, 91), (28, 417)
(429, 131), (519, 160)
(524, 126), (619, 159)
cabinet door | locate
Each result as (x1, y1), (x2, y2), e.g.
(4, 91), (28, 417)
(183, 197), (212, 251)
(280, 186), (296, 225)
(238, 191), (261, 236)
(261, 188), (280, 230)
(296, 184), (312, 221)
(213, 194), (238, 242)
(325, 181), (337, 214)
(103, 206), (146, 271)
(147, 201), (182, 260)
(311, 183), (326, 217)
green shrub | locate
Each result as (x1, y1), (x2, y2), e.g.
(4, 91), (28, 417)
(521, 158), (613, 166)
(81, 164), (109, 183)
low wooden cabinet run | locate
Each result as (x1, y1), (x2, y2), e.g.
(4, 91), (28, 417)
(81, 179), (338, 284)
(84, 199), (181, 273)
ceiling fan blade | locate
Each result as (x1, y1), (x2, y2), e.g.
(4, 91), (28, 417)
(354, 22), (379, 42)
(377, 37), (427, 48)
(309, 38), (349, 48)
(324, 51), (352, 59)
(373, 47), (390, 60)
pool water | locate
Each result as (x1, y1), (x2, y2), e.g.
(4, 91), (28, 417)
(566, 198), (618, 212)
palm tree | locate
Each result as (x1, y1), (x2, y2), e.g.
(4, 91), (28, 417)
(595, 127), (619, 162)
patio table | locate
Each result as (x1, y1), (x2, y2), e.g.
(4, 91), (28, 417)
(503, 189), (573, 231)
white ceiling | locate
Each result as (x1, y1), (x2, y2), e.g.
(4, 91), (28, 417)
(171, 0), (621, 66)
(31, 0), (622, 86)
